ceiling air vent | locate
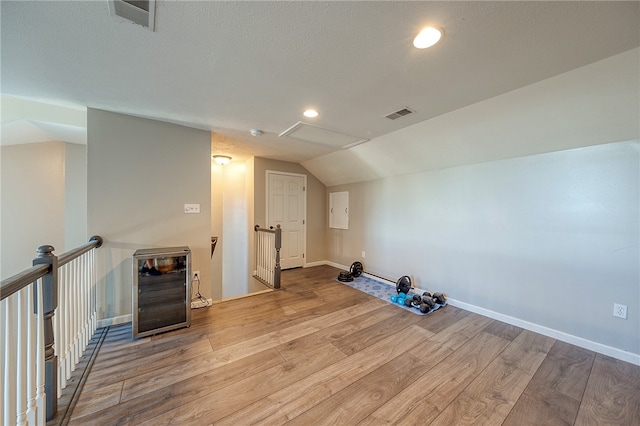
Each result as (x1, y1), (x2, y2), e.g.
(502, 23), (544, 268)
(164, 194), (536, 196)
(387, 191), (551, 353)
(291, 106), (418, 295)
(108, 0), (156, 31)
(385, 107), (414, 120)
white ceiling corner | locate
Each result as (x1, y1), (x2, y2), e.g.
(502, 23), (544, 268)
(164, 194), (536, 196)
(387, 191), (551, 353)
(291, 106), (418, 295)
(1, 119), (86, 146)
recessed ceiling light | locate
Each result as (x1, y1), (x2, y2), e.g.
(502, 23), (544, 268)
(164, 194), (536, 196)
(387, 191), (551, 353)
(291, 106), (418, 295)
(413, 27), (443, 49)
(303, 109), (319, 118)
(250, 128), (263, 136)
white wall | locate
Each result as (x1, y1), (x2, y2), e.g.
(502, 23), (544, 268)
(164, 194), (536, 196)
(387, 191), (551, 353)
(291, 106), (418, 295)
(220, 160), (251, 298)
(210, 162), (223, 300)
(87, 109), (211, 322)
(64, 142), (87, 248)
(1, 97), (88, 279)
(328, 141), (639, 358)
(1, 141), (86, 278)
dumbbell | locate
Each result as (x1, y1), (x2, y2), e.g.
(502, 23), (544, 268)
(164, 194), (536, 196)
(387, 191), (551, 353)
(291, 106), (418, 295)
(419, 297), (435, 313)
(411, 294), (422, 307)
(432, 292), (446, 305)
(419, 302), (432, 314)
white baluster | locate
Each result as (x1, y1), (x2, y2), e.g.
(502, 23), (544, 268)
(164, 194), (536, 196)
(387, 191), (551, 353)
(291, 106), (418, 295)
(259, 232), (263, 280)
(264, 234), (267, 280)
(258, 232), (263, 280)
(264, 233), (269, 283)
(35, 280), (46, 426)
(261, 232), (266, 281)
(66, 264), (73, 389)
(269, 233), (275, 286)
(77, 258), (83, 364)
(85, 254), (91, 334)
(16, 289), (28, 426)
(91, 249), (97, 335)
(26, 284), (38, 425)
(68, 262), (74, 373)
(68, 261), (74, 378)
(262, 233), (267, 281)
(4, 297), (17, 426)
(81, 255), (89, 349)
(265, 233), (270, 283)
(268, 233), (272, 283)
(1, 298), (7, 426)
(72, 259), (80, 369)
(57, 266), (67, 393)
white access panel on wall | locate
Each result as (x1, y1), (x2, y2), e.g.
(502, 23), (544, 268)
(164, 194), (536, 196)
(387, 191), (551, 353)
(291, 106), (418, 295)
(329, 191), (349, 229)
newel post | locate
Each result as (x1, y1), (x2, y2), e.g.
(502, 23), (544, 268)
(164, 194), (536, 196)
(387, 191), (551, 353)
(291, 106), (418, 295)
(274, 225), (282, 289)
(33, 245), (58, 421)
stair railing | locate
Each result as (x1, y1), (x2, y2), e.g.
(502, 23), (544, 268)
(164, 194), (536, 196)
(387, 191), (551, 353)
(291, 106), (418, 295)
(253, 225), (281, 289)
(1, 236), (103, 425)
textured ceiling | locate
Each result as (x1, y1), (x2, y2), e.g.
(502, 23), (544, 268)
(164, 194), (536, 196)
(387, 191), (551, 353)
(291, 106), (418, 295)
(1, 1), (639, 163)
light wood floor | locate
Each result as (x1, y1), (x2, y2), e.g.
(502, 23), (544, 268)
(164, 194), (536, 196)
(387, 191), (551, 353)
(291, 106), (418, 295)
(69, 265), (640, 425)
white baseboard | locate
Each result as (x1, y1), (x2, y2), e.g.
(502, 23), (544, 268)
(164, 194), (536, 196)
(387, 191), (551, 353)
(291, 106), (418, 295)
(97, 314), (132, 328)
(304, 260), (330, 268)
(96, 264), (640, 366)
(362, 272), (640, 365)
(323, 261), (349, 270)
(447, 298), (640, 366)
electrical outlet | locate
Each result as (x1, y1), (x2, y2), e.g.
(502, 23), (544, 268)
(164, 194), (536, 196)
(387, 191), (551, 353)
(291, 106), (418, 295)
(613, 303), (628, 319)
(193, 271), (200, 280)
(362, 251), (366, 258)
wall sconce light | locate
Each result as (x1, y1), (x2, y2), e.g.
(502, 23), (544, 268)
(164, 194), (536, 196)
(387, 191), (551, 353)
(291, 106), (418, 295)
(213, 155), (232, 165)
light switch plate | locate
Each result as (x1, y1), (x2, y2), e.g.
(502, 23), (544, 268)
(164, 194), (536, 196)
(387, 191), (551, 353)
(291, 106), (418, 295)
(184, 203), (200, 214)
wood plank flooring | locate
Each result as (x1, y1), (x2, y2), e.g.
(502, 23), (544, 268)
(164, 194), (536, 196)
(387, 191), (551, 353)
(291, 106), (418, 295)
(68, 265), (640, 425)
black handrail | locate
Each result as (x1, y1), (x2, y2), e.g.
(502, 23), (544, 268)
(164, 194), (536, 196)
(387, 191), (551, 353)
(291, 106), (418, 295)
(254, 224), (277, 234)
(0, 264), (51, 301)
(58, 235), (103, 267)
(0, 236), (103, 301)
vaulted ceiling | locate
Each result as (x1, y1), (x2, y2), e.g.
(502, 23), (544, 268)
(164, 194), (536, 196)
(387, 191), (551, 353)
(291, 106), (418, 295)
(2, 1), (639, 175)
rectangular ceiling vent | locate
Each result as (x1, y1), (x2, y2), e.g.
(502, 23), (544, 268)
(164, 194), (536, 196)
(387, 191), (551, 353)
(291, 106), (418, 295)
(385, 107), (414, 120)
(108, 0), (156, 31)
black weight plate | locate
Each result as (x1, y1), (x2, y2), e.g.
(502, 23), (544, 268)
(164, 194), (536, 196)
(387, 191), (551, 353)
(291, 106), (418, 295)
(350, 261), (364, 277)
(396, 275), (411, 294)
(338, 271), (353, 282)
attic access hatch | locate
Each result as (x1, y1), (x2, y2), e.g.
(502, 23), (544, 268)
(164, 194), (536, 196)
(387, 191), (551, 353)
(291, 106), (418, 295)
(108, 0), (156, 31)
(279, 122), (368, 149)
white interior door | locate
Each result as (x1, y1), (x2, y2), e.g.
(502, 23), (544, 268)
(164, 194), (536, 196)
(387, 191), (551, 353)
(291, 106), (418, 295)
(267, 172), (306, 269)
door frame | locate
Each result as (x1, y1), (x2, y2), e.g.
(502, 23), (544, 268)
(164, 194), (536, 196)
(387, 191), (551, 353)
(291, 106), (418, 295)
(265, 170), (307, 269)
